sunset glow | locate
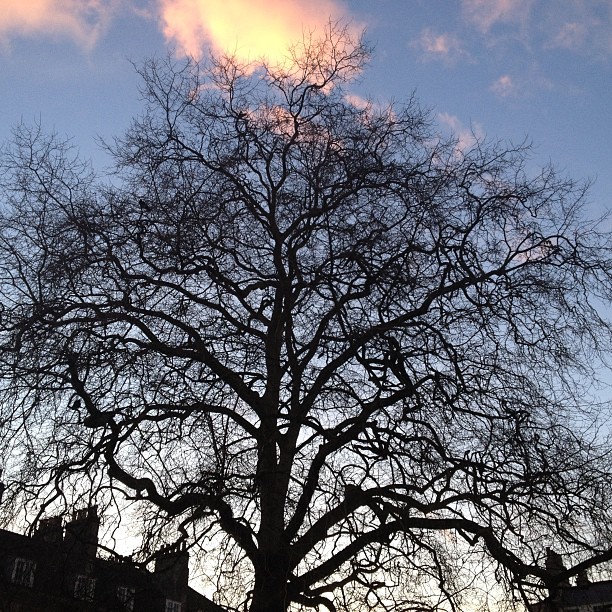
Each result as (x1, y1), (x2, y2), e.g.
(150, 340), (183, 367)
(158, 0), (351, 63)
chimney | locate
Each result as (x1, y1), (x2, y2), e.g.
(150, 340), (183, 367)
(576, 570), (590, 587)
(546, 547), (570, 587)
(64, 506), (99, 560)
(34, 516), (64, 545)
(154, 541), (189, 597)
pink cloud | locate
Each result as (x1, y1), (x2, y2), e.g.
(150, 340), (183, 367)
(0, 0), (116, 49)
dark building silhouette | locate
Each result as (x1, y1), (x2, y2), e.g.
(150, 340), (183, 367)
(0, 506), (212, 611)
(531, 549), (612, 612)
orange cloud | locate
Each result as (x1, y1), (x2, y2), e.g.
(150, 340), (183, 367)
(0, 0), (114, 48)
(158, 0), (354, 63)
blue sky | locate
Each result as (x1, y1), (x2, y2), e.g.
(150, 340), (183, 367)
(0, 0), (610, 217)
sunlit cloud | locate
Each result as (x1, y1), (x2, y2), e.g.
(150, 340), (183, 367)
(158, 0), (355, 64)
(413, 28), (467, 65)
(0, 0), (116, 49)
(462, 0), (533, 33)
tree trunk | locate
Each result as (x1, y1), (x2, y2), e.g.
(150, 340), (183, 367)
(250, 553), (291, 612)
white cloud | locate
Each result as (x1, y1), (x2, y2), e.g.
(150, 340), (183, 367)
(462, 0), (533, 33)
(461, 0), (612, 59)
(489, 70), (555, 100)
(543, 2), (612, 58)
(344, 93), (370, 110)
(437, 112), (485, 154)
(490, 74), (516, 97)
(413, 28), (467, 65)
(549, 21), (587, 50)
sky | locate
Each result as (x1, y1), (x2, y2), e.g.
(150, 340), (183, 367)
(0, 0), (610, 219)
(0, 1), (610, 602)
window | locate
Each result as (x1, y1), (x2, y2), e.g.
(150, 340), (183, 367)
(117, 586), (135, 611)
(165, 600), (182, 612)
(11, 558), (36, 587)
(74, 574), (96, 601)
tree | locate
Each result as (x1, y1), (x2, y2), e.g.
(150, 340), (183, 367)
(1, 24), (612, 612)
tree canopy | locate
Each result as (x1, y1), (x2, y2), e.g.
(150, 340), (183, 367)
(1, 25), (612, 612)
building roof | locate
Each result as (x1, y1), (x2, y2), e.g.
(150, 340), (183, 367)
(558, 580), (612, 607)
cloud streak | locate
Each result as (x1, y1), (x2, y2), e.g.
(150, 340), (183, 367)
(158, 0), (354, 63)
(462, 0), (533, 32)
(460, 0), (612, 59)
(544, 1), (612, 58)
(0, 0), (115, 49)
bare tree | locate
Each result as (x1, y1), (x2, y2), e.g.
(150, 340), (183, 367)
(1, 24), (612, 612)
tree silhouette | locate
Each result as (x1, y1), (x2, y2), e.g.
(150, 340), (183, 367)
(1, 24), (612, 612)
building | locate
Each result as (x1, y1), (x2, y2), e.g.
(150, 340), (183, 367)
(531, 549), (612, 612)
(0, 506), (213, 611)
(533, 578), (612, 612)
